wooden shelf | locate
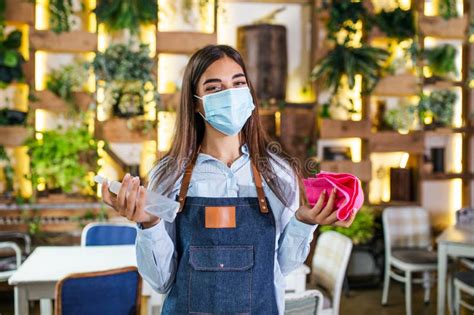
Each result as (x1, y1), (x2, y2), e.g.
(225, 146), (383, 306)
(370, 201), (421, 208)
(30, 90), (93, 112)
(419, 15), (468, 39)
(319, 119), (370, 139)
(421, 173), (474, 181)
(156, 32), (217, 54)
(5, 0), (34, 25)
(369, 131), (424, 153)
(95, 118), (157, 143)
(373, 74), (419, 97)
(319, 160), (372, 182)
(0, 126), (30, 147)
(30, 30), (97, 52)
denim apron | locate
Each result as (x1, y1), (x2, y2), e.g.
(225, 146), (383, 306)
(161, 151), (278, 314)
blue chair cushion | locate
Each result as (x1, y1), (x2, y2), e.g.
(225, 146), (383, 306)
(85, 225), (137, 246)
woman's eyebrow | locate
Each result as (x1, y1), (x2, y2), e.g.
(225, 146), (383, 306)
(232, 73), (245, 79)
(202, 73), (246, 85)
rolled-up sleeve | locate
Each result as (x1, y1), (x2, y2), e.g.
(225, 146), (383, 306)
(272, 161), (318, 276)
(135, 160), (182, 293)
(136, 219), (177, 293)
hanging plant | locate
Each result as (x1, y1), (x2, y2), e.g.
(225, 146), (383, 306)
(46, 59), (90, 111)
(326, 0), (372, 39)
(374, 8), (416, 41)
(424, 44), (458, 79)
(0, 29), (25, 88)
(92, 42), (159, 118)
(311, 43), (389, 94)
(438, 0), (458, 20)
(418, 89), (457, 128)
(26, 125), (98, 196)
(94, 0), (158, 34)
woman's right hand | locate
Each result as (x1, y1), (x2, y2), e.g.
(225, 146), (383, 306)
(101, 173), (161, 228)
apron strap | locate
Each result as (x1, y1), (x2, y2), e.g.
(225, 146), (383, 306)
(250, 162), (269, 214)
(176, 147), (269, 214)
(177, 150), (199, 213)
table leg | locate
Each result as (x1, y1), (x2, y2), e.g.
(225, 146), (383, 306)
(40, 299), (53, 315)
(437, 243), (447, 315)
(14, 286), (28, 315)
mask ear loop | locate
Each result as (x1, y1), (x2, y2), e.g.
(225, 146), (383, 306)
(193, 95), (207, 121)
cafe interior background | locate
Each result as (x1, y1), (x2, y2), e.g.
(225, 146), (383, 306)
(0, 0), (473, 314)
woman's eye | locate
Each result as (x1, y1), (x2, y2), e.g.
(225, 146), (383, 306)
(205, 86), (221, 93)
(234, 81), (247, 86)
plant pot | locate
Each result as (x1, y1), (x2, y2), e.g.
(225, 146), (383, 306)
(0, 109), (27, 126)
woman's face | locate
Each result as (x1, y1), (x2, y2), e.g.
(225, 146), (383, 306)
(195, 56), (248, 113)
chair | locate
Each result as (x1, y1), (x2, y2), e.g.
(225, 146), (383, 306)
(310, 231), (353, 315)
(453, 271), (474, 315)
(285, 289), (323, 315)
(381, 207), (437, 315)
(0, 232), (30, 281)
(55, 266), (142, 315)
(81, 222), (137, 246)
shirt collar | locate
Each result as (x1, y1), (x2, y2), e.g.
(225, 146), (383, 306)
(197, 143), (250, 164)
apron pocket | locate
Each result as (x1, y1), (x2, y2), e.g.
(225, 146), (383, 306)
(188, 245), (254, 314)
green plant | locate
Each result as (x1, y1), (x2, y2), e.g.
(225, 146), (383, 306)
(311, 43), (389, 94)
(46, 59), (90, 111)
(26, 125), (98, 195)
(326, 0), (372, 39)
(0, 145), (13, 194)
(424, 44), (458, 79)
(418, 89), (457, 127)
(438, 0), (458, 20)
(320, 206), (377, 245)
(94, 0), (157, 34)
(0, 29), (25, 88)
(374, 8), (416, 41)
(383, 102), (418, 132)
(49, 0), (75, 33)
(92, 42), (159, 117)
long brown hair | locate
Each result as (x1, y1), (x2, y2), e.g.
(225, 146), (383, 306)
(148, 45), (306, 208)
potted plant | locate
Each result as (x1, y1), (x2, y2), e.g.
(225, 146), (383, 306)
(0, 145), (14, 198)
(418, 89), (457, 129)
(94, 0), (157, 35)
(92, 43), (158, 118)
(0, 29), (25, 88)
(48, 0), (85, 33)
(44, 59), (91, 112)
(26, 124), (99, 198)
(383, 102), (418, 133)
(424, 44), (458, 80)
(374, 7), (416, 41)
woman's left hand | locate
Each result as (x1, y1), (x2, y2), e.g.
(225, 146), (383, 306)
(295, 188), (356, 228)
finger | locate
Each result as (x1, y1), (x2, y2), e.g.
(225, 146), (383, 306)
(311, 190), (327, 214)
(132, 186), (148, 222)
(336, 211), (357, 227)
(117, 173), (131, 212)
(101, 182), (117, 207)
(319, 188), (336, 219)
(126, 177), (140, 220)
(325, 211), (339, 225)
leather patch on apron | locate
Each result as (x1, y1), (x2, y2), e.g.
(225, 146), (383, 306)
(205, 206), (236, 228)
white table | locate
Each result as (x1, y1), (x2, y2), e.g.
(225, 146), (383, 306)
(8, 245), (157, 315)
(437, 225), (474, 315)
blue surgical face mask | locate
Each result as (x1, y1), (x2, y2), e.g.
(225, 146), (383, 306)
(194, 87), (255, 136)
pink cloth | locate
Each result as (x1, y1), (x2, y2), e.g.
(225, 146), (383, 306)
(303, 171), (364, 221)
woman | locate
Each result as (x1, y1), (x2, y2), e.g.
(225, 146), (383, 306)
(101, 45), (355, 314)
